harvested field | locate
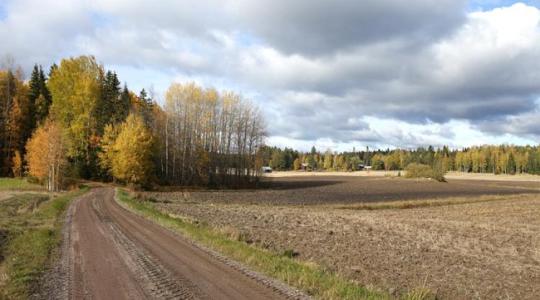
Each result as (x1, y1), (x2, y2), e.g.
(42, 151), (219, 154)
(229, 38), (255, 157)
(148, 176), (540, 206)
(145, 176), (540, 299)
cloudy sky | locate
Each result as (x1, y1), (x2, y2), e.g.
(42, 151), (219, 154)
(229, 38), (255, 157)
(1, 0), (540, 151)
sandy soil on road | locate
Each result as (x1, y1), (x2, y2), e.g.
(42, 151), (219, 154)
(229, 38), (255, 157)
(49, 188), (301, 300)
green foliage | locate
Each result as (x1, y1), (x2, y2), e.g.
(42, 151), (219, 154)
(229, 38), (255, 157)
(28, 64), (51, 126)
(404, 163), (446, 182)
(95, 70), (122, 133)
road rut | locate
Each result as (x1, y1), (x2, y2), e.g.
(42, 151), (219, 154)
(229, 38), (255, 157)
(54, 188), (302, 300)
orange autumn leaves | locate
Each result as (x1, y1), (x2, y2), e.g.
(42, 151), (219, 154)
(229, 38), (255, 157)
(26, 120), (66, 191)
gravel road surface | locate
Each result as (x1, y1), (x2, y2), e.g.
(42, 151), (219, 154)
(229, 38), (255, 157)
(49, 188), (302, 300)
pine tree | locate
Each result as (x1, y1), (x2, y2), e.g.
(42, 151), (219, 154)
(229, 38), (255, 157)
(48, 63), (58, 78)
(38, 66), (51, 121)
(28, 65), (40, 106)
(96, 70), (122, 133)
(138, 88), (154, 126)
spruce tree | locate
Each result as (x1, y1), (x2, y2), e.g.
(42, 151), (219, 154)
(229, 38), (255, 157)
(35, 66), (52, 124)
(117, 84), (131, 123)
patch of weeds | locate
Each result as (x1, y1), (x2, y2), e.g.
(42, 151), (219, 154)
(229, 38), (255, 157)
(282, 249), (300, 258)
(0, 187), (89, 298)
(404, 163), (446, 182)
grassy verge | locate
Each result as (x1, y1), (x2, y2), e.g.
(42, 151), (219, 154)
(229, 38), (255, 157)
(0, 178), (44, 191)
(333, 194), (529, 211)
(117, 189), (434, 300)
(0, 185), (88, 299)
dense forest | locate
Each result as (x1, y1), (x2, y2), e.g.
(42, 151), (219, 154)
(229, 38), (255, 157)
(260, 145), (540, 175)
(0, 56), (265, 190)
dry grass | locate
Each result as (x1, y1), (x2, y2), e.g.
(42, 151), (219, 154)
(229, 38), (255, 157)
(331, 193), (531, 210)
(446, 171), (540, 182)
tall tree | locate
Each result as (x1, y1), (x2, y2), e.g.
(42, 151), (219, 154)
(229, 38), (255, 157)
(26, 120), (66, 191)
(115, 84), (131, 124)
(109, 114), (154, 187)
(28, 64), (52, 127)
(48, 56), (103, 178)
(164, 82), (265, 186)
(95, 70), (122, 133)
(0, 69), (32, 176)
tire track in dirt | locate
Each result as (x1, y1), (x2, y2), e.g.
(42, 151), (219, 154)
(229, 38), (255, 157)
(91, 196), (203, 299)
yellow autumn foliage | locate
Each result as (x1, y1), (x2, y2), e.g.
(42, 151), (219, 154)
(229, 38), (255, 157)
(109, 114), (154, 186)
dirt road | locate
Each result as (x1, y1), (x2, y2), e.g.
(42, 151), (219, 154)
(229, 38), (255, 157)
(52, 188), (301, 300)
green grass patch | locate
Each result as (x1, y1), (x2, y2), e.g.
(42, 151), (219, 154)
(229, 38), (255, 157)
(117, 189), (433, 300)
(0, 178), (44, 191)
(0, 187), (89, 299)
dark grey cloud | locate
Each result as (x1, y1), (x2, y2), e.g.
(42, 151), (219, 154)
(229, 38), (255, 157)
(233, 0), (468, 55)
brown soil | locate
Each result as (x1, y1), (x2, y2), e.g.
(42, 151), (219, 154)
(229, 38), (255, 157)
(147, 176), (540, 206)
(48, 188), (305, 300)
(149, 177), (540, 299)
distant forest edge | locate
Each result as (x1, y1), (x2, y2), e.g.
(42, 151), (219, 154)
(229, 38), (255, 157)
(0, 55), (538, 192)
(260, 145), (540, 175)
(0, 55), (264, 191)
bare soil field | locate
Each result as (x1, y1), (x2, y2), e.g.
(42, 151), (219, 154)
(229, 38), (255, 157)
(150, 176), (540, 206)
(145, 176), (540, 299)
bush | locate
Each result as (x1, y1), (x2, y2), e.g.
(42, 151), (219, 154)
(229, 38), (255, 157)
(405, 163), (446, 182)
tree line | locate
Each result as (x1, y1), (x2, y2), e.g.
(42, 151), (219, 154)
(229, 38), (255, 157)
(261, 145), (540, 175)
(0, 56), (265, 190)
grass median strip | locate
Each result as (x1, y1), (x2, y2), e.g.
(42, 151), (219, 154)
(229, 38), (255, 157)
(117, 189), (434, 300)
(0, 185), (89, 299)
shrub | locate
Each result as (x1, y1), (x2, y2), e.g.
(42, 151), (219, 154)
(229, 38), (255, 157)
(405, 163), (446, 182)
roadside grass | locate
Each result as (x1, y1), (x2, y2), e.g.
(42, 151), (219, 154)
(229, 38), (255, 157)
(0, 186), (88, 299)
(333, 194), (531, 211)
(0, 178), (44, 191)
(117, 189), (434, 300)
